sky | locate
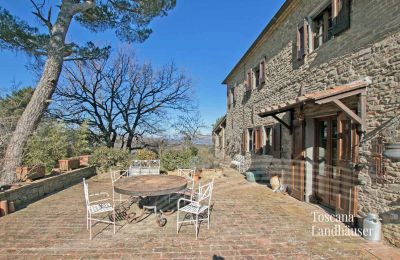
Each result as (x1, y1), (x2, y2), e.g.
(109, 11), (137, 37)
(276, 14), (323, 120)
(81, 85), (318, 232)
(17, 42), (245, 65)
(0, 0), (286, 132)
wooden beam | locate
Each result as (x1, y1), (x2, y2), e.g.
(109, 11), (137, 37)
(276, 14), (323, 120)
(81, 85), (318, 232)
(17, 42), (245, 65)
(272, 114), (292, 133)
(360, 92), (367, 132)
(315, 88), (365, 104)
(332, 99), (363, 125)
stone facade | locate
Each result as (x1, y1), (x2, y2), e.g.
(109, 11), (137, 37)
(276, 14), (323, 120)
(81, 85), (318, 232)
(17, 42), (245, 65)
(222, 0), (400, 246)
(0, 167), (96, 211)
(212, 115), (226, 161)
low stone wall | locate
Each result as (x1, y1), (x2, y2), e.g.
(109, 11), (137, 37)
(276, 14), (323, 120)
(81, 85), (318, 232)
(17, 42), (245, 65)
(0, 166), (96, 210)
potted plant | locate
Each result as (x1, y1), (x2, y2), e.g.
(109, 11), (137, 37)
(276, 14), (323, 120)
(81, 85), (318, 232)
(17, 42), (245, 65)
(79, 155), (91, 167)
(193, 169), (201, 182)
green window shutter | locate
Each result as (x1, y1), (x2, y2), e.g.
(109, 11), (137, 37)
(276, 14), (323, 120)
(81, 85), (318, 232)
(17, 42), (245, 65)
(332, 0), (351, 36)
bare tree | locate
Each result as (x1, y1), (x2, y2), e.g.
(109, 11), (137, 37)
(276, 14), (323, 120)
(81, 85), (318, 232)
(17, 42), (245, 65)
(52, 51), (193, 150)
(0, 0), (176, 184)
(173, 112), (206, 149)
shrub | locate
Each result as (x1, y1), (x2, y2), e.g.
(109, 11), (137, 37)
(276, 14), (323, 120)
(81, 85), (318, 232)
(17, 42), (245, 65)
(23, 121), (69, 172)
(196, 147), (219, 169)
(73, 120), (92, 156)
(134, 148), (158, 160)
(90, 147), (133, 173)
(161, 149), (196, 171)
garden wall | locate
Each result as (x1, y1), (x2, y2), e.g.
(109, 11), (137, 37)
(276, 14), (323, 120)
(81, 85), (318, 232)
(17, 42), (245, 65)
(0, 166), (96, 210)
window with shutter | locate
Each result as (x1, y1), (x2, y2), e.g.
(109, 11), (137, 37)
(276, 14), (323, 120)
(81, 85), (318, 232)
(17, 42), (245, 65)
(272, 123), (282, 158)
(263, 126), (273, 155)
(248, 128), (254, 152)
(296, 19), (309, 60)
(245, 69), (252, 91)
(254, 127), (263, 154)
(241, 130), (245, 154)
(227, 86), (231, 110)
(332, 0), (351, 36)
(259, 59), (266, 84)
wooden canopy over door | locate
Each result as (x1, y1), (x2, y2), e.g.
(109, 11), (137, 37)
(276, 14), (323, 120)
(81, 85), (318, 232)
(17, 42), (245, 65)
(291, 118), (305, 201)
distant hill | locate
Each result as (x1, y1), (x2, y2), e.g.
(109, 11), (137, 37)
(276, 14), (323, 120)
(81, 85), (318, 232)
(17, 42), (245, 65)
(194, 134), (212, 146)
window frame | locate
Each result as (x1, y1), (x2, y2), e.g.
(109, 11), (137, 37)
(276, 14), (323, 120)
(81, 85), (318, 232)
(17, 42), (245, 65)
(247, 128), (254, 152)
(262, 125), (273, 156)
(311, 3), (333, 51)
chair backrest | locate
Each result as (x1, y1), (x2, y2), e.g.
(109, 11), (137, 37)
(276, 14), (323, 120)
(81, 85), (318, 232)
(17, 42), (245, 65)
(178, 168), (195, 180)
(197, 179), (214, 207)
(83, 178), (90, 207)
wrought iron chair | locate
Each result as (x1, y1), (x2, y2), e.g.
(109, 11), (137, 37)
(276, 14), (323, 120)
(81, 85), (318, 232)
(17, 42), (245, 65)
(83, 178), (116, 240)
(176, 179), (214, 239)
(176, 168), (196, 199)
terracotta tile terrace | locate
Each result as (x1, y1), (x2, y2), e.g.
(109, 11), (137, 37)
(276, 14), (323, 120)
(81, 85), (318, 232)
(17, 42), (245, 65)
(0, 168), (399, 259)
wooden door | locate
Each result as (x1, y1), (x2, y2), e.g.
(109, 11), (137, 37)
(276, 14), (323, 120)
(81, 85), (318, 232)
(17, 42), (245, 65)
(291, 119), (305, 201)
(314, 117), (338, 208)
(314, 114), (358, 216)
(335, 112), (359, 217)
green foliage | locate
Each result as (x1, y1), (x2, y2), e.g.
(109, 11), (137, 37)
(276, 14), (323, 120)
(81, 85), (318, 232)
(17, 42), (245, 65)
(161, 148), (197, 171)
(73, 120), (92, 156)
(0, 8), (49, 55)
(0, 1), (176, 59)
(23, 122), (69, 172)
(135, 148), (158, 160)
(76, 0), (176, 43)
(195, 147), (219, 169)
(90, 147), (133, 173)
(0, 87), (34, 117)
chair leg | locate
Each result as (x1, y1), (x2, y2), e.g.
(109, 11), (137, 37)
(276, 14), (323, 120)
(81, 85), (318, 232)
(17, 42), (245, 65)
(89, 216), (92, 240)
(176, 210), (179, 234)
(86, 209), (89, 230)
(208, 208), (211, 229)
(195, 213), (199, 239)
(113, 211), (116, 234)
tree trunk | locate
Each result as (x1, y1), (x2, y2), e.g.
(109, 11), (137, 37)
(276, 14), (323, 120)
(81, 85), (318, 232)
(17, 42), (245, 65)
(1, 55), (64, 184)
(126, 133), (134, 151)
(0, 4), (75, 184)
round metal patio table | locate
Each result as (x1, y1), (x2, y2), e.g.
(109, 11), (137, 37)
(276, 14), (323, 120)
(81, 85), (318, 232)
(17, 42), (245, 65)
(113, 175), (187, 226)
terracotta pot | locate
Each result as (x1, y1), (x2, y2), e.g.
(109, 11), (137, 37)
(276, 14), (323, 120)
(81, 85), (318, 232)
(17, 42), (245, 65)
(193, 173), (200, 182)
(79, 155), (90, 167)
(0, 200), (8, 217)
(16, 165), (45, 181)
(59, 158), (80, 171)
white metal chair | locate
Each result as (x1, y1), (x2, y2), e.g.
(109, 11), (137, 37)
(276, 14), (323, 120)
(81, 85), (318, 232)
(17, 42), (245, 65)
(176, 168), (196, 199)
(110, 170), (129, 206)
(83, 178), (116, 240)
(177, 179), (214, 239)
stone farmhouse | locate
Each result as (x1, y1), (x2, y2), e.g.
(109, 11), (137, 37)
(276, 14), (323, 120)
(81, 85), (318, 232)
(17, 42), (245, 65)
(215, 0), (400, 246)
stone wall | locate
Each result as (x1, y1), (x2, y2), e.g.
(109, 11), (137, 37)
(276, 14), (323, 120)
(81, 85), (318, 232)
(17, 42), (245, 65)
(224, 0), (400, 246)
(0, 167), (96, 211)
